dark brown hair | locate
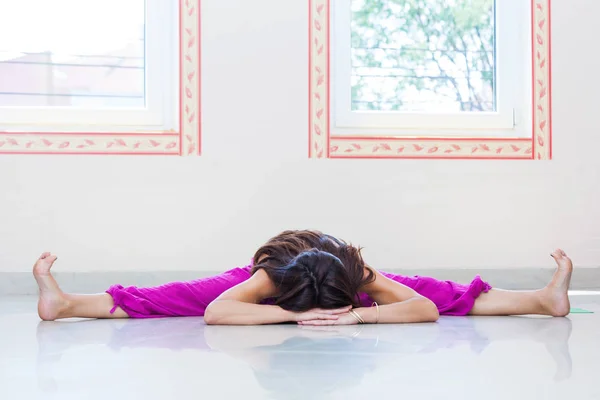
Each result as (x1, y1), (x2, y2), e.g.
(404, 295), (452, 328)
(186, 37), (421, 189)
(252, 230), (375, 311)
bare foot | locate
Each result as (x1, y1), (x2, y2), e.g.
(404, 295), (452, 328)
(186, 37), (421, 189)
(541, 249), (573, 317)
(33, 252), (69, 321)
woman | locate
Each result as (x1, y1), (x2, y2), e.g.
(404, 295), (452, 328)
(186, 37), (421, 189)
(33, 230), (573, 325)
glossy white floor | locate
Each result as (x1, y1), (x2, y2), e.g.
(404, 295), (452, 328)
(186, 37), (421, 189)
(1, 294), (599, 400)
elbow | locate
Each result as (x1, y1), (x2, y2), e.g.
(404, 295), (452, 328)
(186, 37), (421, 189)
(428, 306), (440, 322)
(418, 297), (440, 322)
(203, 303), (220, 325)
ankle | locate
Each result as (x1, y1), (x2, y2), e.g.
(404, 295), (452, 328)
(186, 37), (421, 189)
(539, 288), (570, 317)
(56, 295), (74, 319)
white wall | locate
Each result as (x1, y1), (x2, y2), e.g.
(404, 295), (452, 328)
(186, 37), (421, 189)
(1, 0), (599, 273)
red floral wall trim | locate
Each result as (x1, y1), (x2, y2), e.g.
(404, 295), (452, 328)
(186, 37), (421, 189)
(0, 0), (201, 156)
(309, 0), (552, 160)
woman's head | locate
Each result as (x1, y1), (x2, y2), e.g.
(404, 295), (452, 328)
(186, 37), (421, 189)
(252, 230), (374, 311)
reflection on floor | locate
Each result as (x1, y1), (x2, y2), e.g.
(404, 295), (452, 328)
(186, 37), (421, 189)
(1, 294), (599, 400)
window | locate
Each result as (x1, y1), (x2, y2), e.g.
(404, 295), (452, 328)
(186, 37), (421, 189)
(350, 0), (499, 115)
(0, 0), (201, 156)
(309, 0), (552, 159)
(0, 0), (147, 109)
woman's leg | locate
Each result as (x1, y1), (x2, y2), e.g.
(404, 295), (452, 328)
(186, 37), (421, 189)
(33, 252), (251, 321)
(33, 252), (124, 320)
(469, 249), (573, 317)
(377, 249), (573, 317)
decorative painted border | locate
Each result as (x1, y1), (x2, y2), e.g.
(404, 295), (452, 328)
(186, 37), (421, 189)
(309, 0), (552, 160)
(0, 0), (201, 156)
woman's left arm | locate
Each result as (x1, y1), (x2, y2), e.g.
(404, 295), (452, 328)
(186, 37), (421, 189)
(356, 268), (439, 324)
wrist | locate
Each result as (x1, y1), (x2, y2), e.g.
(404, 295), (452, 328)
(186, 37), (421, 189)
(280, 307), (297, 322)
(354, 307), (377, 324)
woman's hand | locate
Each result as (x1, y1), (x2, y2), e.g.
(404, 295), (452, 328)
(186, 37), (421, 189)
(293, 306), (352, 323)
(297, 311), (359, 326)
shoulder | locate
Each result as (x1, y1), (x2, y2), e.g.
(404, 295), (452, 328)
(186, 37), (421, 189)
(214, 267), (278, 303)
(360, 266), (384, 292)
(360, 267), (400, 295)
(360, 267), (419, 304)
(249, 268), (279, 298)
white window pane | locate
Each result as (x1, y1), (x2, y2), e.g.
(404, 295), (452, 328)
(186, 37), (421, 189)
(0, 0), (145, 108)
(351, 0), (495, 113)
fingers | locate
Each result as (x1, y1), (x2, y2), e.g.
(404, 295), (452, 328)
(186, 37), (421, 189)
(40, 252), (51, 259)
(315, 314), (339, 320)
(298, 320), (337, 326)
(314, 306), (352, 315)
(296, 306), (352, 323)
(331, 306), (352, 314)
(300, 313), (339, 321)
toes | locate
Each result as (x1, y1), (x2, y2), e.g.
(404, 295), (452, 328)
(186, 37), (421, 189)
(551, 249), (564, 259)
(40, 252), (51, 259)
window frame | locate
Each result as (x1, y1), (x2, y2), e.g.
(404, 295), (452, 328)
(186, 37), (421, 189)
(0, 0), (201, 156)
(309, 0), (552, 160)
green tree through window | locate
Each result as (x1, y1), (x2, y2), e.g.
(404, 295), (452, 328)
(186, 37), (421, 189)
(351, 0), (495, 112)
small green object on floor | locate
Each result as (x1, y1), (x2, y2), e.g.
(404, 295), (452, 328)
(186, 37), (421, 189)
(570, 307), (594, 314)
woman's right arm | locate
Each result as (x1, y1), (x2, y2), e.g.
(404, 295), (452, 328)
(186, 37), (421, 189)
(203, 269), (290, 325)
(203, 269), (348, 325)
